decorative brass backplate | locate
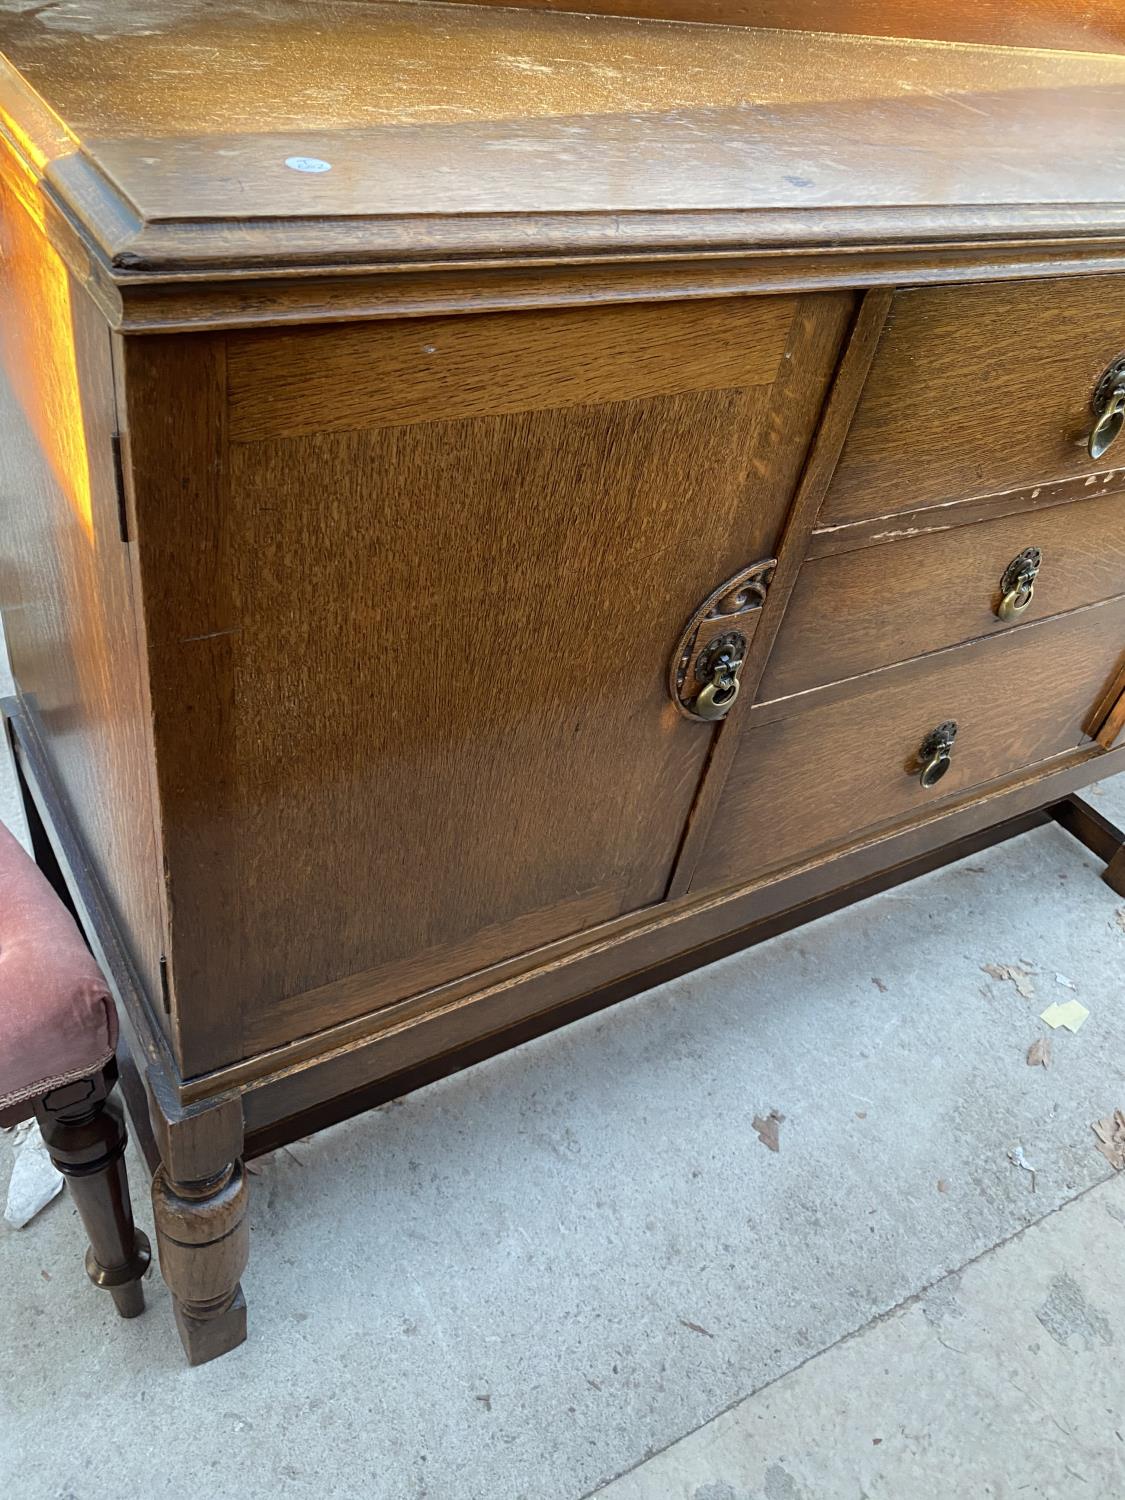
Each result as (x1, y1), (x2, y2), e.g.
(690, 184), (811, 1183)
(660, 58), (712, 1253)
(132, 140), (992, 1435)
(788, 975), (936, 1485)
(996, 546), (1042, 621)
(669, 558), (776, 721)
(916, 720), (958, 789)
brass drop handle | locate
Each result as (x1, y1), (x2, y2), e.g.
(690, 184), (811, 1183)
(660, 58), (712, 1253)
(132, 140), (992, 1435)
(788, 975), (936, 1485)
(1091, 390), (1125, 459)
(1090, 387), (1125, 461)
(1089, 356), (1125, 461)
(996, 547), (1042, 622)
(692, 644), (744, 721)
(917, 721), (958, 789)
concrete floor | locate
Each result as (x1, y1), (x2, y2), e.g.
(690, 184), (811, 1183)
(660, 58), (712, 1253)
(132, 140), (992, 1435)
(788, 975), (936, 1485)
(2, 629), (1124, 1499)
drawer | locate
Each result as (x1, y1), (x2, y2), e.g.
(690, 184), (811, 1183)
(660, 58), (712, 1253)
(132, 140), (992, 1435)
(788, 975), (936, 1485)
(693, 595), (1125, 894)
(822, 276), (1125, 528)
(760, 488), (1125, 702)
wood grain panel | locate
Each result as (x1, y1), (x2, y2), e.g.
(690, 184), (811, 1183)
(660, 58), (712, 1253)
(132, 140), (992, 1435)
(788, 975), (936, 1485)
(224, 392), (777, 1045)
(762, 488), (1125, 701)
(126, 295), (847, 1071)
(823, 277), (1125, 526)
(119, 333), (238, 1075)
(226, 297), (795, 443)
(0, 177), (165, 1016)
(694, 596), (1125, 893)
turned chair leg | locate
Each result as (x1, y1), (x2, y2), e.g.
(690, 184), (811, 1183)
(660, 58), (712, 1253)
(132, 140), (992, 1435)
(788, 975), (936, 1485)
(33, 1062), (151, 1318)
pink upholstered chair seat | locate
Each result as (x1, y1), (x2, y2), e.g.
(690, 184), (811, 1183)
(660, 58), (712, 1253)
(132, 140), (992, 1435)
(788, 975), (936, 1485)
(0, 818), (117, 1119)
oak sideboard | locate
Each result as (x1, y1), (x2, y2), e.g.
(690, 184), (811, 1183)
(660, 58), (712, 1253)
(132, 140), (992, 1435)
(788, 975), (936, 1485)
(2, 0), (1125, 1364)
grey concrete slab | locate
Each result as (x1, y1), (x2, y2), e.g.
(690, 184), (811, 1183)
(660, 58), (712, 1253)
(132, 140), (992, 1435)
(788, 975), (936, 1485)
(594, 1173), (1125, 1500)
(1, 699), (1123, 1496)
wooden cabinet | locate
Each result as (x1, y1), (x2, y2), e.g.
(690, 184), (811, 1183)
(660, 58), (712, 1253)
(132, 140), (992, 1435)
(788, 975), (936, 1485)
(3, 0), (1125, 1365)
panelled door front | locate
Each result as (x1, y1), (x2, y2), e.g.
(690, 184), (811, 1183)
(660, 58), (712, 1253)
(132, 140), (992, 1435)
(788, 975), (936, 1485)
(125, 292), (851, 1070)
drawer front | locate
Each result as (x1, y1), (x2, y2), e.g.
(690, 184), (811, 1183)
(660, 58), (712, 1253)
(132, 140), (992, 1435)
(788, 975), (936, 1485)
(761, 489), (1125, 702)
(822, 276), (1125, 528)
(693, 596), (1125, 894)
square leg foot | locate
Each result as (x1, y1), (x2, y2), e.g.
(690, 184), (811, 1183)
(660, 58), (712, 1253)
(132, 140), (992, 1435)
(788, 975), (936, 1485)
(173, 1286), (247, 1366)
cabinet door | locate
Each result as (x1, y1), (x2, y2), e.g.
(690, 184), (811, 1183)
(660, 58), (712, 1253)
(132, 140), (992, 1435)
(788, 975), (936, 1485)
(125, 294), (850, 1069)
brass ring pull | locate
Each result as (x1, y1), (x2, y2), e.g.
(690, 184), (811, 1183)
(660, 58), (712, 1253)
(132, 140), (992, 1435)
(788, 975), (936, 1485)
(694, 670), (740, 720)
(998, 585), (1034, 620)
(996, 547), (1042, 622)
(1089, 356), (1125, 461)
(1090, 389), (1125, 461)
(917, 721), (958, 789)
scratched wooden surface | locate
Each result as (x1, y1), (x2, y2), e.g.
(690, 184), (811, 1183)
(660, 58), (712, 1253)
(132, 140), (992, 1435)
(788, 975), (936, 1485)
(431, 0), (1125, 51)
(2, 0), (1125, 286)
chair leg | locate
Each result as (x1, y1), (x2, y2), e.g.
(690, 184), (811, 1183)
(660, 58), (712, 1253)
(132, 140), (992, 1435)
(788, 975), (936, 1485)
(34, 1062), (151, 1318)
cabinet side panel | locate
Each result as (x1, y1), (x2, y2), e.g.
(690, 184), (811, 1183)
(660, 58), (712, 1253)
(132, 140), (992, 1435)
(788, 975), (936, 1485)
(0, 176), (166, 1018)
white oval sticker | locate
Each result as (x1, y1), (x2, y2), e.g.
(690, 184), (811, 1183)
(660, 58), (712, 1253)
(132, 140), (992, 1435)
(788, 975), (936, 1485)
(285, 156), (332, 174)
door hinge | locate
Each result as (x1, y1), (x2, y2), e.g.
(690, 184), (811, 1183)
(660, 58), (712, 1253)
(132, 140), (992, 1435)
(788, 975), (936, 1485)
(158, 953), (171, 1015)
(111, 429), (129, 543)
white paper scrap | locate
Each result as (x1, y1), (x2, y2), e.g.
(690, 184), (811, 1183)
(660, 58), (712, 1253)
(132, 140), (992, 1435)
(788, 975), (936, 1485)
(4, 1131), (64, 1228)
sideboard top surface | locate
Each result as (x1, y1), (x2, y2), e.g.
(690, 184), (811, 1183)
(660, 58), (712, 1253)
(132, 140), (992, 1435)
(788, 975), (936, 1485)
(3, 0), (1125, 296)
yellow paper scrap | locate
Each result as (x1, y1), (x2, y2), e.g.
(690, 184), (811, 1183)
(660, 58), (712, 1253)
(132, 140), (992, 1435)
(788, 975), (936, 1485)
(1039, 999), (1090, 1033)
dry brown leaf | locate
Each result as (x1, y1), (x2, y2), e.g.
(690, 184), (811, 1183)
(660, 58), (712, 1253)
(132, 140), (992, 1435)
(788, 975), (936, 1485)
(1026, 1037), (1051, 1069)
(1116, 908), (1125, 935)
(1093, 1111), (1125, 1170)
(872, 977), (889, 994)
(936, 1179), (949, 1193)
(982, 963), (1036, 1000)
(752, 1110), (783, 1153)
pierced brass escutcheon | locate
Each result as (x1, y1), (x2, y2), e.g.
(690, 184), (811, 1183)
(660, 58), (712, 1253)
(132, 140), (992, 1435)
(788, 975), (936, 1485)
(1089, 356), (1125, 461)
(669, 558), (776, 722)
(996, 547), (1042, 622)
(917, 721), (958, 789)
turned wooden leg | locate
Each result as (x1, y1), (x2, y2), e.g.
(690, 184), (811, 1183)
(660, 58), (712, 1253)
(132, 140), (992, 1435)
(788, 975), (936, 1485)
(147, 1083), (249, 1365)
(1050, 795), (1125, 896)
(152, 1159), (249, 1364)
(34, 1063), (151, 1319)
